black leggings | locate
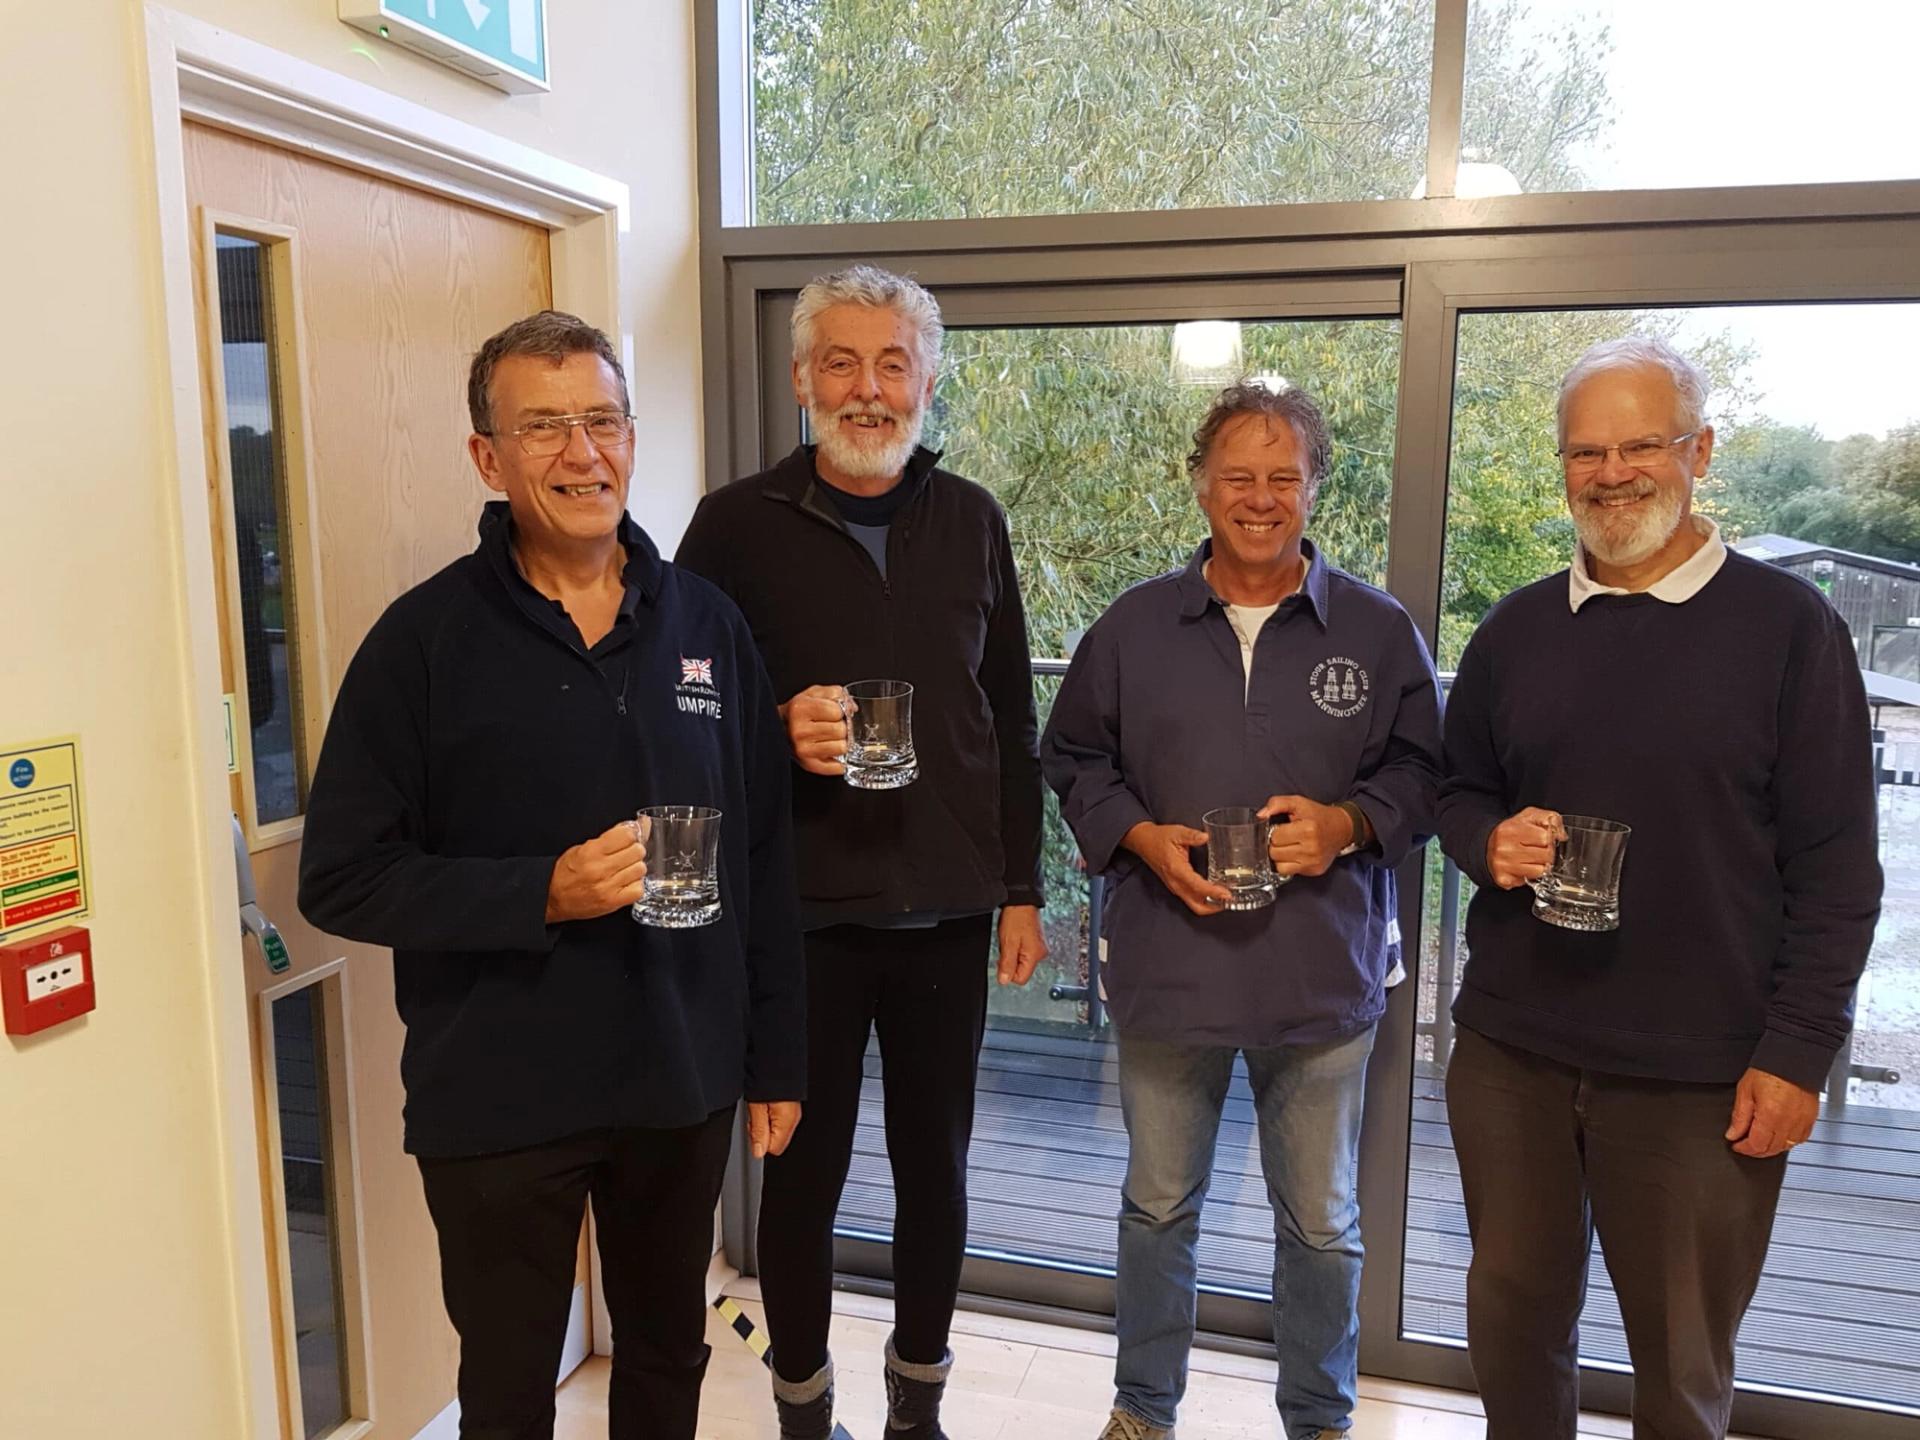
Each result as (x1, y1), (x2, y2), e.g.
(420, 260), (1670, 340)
(756, 916), (991, 1380)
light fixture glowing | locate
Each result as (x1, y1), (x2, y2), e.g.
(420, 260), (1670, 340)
(1411, 161), (1524, 200)
(1171, 321), (1244, 386)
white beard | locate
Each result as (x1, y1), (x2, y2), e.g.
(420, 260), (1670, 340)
(1571, 476), (1687, 568)
(807, 393), (925, 482)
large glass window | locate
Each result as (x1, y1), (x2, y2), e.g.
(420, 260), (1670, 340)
(1462, 2), (1920, 196)
(835, 316), (1402, 1296)
(1409, 301), (1920, 1412)
(751, 1), (1439, 224)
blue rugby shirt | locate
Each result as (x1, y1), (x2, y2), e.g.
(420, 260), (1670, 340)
(1042, 540), (1443, 1046)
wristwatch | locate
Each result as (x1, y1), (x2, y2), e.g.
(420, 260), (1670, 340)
(1335, 801), (1373, 858)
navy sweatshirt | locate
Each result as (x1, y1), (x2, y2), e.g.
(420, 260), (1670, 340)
(1043, 540), (1443, 1046)
(299, 504), (805, 1157)
(1436, 551), (1881, 1091)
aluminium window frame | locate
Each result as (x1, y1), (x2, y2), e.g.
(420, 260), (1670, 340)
(698, 3), (1920, 1434)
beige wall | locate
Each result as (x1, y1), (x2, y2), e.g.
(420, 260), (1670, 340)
(0, 3), (703, 1436)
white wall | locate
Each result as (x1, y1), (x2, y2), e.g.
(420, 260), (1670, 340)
(0, 3), (703, 1435)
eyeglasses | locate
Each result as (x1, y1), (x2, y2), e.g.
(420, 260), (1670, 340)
(1559, 431), (1698, 475)
(490, 411), (634, 457)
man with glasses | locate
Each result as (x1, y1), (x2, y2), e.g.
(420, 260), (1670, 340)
(300, 310), (805, 1440)
(677, 266), (1047, 1440)
(1042, 381), (1443, 1440)
(1436, 336), (1882, 1439)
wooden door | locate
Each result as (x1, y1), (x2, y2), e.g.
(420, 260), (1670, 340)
(183, 120), (569, 1440)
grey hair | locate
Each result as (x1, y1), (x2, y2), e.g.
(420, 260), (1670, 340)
(1185, 379), (1334, 499)
(791, 265), (944, 377)
(1556, 336), (1710, 447)
(468, 310), (628, 434)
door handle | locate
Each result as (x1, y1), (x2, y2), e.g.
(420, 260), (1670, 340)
(233, 814), (291, 974)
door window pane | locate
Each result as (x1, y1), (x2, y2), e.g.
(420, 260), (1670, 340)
(1462, 1), (1920, 195)
(273, 984), (350, 1438)
(752, 2), (1437, 224)
(1412, 302), (1920, 1411)
(215, 234), (309, 825)
(834, 317), (1402, 1300)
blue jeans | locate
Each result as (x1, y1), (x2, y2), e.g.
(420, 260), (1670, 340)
(1112, 1025), (1376, 1438)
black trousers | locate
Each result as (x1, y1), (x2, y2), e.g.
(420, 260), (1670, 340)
(416, 1109), (735, 1440)
(1446, 1026), (1789, 1440)
(757, 916), (991, 1381)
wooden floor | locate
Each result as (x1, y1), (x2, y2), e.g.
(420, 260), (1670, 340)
(837, 1027), (1920, 1413)
(554, 1288), (1712, 1439)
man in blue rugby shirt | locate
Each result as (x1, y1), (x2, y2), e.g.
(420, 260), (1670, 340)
(300, 311), (804, 1440)
(1437, 337), (1881, 1440)
(1043, 381), (1443, 1440)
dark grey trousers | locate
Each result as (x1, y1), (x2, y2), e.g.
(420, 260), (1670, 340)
(1445, 1025), (1789, 1440)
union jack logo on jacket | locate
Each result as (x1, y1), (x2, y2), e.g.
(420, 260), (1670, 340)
(680, 657), (714, 687)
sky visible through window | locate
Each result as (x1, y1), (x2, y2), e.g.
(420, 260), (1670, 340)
(1475, 1), (1920, 439)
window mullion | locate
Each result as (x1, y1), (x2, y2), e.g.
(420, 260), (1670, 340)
(1423, 0), (1470, 201)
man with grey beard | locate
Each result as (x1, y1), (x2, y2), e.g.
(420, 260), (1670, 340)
(677, 266), (1047, 1440)
(1435, 336), (1881, 1439)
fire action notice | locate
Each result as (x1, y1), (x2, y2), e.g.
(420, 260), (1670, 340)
(0, 738), (92, 943)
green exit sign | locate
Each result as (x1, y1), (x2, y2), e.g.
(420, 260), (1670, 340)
(341, 0), (549, 95)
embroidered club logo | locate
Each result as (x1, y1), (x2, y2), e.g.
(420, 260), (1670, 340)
(681, 657), (714, 686)
(1309, 655), (1370, 718)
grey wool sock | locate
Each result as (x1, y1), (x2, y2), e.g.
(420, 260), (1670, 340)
(884, 1334), (953, 1383)
(770, 1357), (833, 1406)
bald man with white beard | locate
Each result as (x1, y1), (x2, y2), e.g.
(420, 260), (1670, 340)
(1435, 336), (1882, 1439)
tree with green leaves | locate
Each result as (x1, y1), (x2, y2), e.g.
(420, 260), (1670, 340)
(753, 0), (1632, 664)
(1735, 424), (1920, 564)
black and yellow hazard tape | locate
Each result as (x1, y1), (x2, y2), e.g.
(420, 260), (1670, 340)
(711, 1295), (857, 1440)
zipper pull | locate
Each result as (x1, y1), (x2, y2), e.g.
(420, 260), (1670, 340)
(615, 696), (628, 716)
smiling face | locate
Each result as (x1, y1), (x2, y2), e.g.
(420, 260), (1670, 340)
(793, 302), (934, 488)
(468, 350), (634, 556)
(1561, 364), (1714, 570)
(1197, 412), (1316, 582)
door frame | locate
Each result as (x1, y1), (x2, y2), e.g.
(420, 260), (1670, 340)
(140, 8), (632, 1432)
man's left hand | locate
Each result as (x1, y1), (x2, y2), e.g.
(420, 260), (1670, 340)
(1725, 1067), (1818, 1159)
(1259, 794), (1350, 879)
(996, 905), (1049, 986)
(748, 1100), (803, 1159)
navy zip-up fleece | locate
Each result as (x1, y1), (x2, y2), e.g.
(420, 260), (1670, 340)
(1042, 540), (1444, 1046)
(1437, 553), (1881, 1091)
(299, 503), (805, 1157)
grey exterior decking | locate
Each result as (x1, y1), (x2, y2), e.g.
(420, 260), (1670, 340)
(835, 1026), (1920, 1410)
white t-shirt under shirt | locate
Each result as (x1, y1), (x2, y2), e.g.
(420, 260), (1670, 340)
(1211, 554), (1309, 699)
(1223, 600), (1281, 699)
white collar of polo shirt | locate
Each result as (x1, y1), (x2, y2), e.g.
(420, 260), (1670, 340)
(1568, 514), (1728, 613)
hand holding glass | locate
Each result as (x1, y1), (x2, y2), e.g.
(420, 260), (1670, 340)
(838, 679), (917, 789)
(1527, 814), (1629, 932)
(1203, 806), (1283, 911)
(632, 806), (722, 928)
